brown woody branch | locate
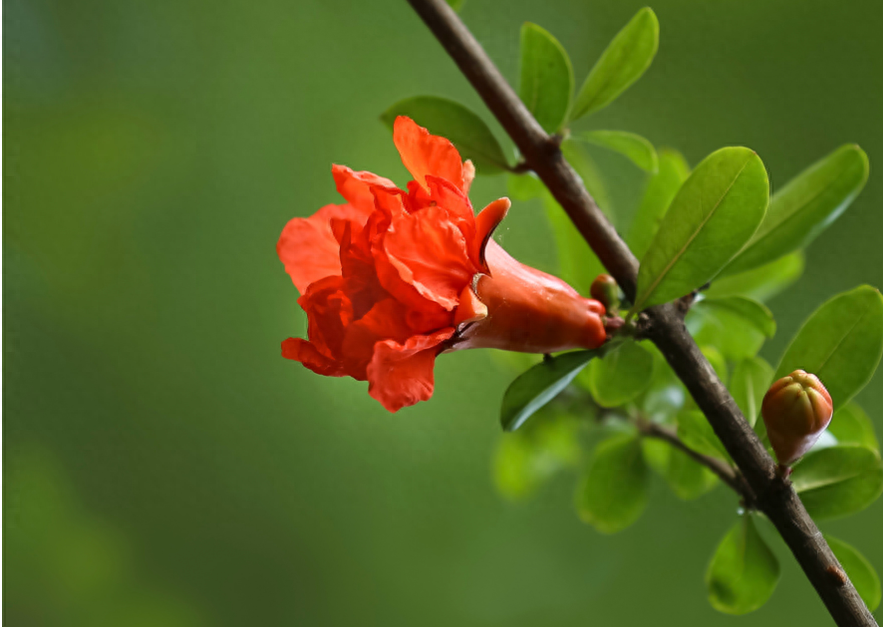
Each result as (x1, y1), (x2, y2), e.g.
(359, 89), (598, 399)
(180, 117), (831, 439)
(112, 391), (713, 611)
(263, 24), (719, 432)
(405, 1), (877, 625)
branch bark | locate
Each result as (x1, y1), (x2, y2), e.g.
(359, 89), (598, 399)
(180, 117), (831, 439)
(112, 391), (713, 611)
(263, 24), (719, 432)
(405, 1), (878, 624)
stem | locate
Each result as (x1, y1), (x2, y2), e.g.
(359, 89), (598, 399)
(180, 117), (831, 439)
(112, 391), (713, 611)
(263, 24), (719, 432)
(634, 417), (755, 507)
(406, 1), (877, 625)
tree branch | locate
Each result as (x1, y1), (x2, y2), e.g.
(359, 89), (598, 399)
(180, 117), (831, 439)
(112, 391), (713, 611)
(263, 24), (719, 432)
(406, 1), (877, 624)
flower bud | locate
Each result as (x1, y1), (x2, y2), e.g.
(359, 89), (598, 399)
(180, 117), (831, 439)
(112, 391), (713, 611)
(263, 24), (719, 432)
(590, 274), (620, 311)
(761, 370), (833, 466)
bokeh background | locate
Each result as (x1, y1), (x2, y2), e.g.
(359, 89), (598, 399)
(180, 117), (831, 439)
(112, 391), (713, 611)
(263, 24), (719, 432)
(5, 0), (883, 624)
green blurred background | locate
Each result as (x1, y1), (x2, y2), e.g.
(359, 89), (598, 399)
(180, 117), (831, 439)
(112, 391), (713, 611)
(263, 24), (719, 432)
(4, 0), (882, 624)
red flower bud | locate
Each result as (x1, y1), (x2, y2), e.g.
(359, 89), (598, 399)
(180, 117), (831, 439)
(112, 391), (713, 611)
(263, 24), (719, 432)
(590, 274), (620, 311)
(277, 117), (607, 412)
(761, 370), (834, 466)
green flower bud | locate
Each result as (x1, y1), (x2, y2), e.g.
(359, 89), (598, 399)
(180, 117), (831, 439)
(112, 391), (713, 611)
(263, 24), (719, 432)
(590, 274), (620, 311)
(761, 370), (833, 466)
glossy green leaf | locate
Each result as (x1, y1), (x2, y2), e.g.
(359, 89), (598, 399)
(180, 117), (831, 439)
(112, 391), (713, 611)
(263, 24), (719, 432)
(633, 147), (769, 311)
(501, 349), (601, 431)
(688, 296), (776, 360)
(723, 145), (869, 276)
(575, 433), (648, 533)
(706, 516), (780, 614)
(705, 251), (804, 302)
(627, 148), (690, 260)
(791, 446), (883, 520)
(825, 535), (882, 611)
(775, 285), (883, 408)
(729, 357), (774, 428)
(380, 96), (509, 173)
(582, 341), (654, 408)
(830, 403), (879, 454)
(677, 410), (729, 461)
(519, 23), (573, 133)
(493, 410), (582, 500)
(573, 130), (658, 172)
(571, 8), (659, 120)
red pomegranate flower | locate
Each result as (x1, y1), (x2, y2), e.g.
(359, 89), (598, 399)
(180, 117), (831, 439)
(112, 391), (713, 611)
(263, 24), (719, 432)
(278, 117), (607, 412)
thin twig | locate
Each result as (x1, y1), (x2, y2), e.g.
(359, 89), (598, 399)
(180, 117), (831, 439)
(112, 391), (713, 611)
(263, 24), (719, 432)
(635, 417), (755, 507)
(406, 1), (876, 625)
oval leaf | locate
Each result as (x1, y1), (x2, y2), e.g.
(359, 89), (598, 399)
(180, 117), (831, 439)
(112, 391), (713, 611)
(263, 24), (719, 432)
(775, 285), (883, 408)
(634, 147), (769, 311)
(582, 340), (654, 408)
(574, 130), (658, 172)
(791, 445), (883, 520)
(380, 96), (509, 174)
(501, 349), (600, 431)
(677, 410), (730, 461)
(628, 148), (691, 260)
(723, 145), (869, 276)
(729, 357), (774, 428)
(519, 23), (574, 134)
(575, 433), (648, 534)
(664, 444), (719, 500)
(571, 8), (659, 120)
(706, 516), (780, 615)
(688, 296), (776, 360)
(825, 535), (882, 612)
(829, 403), (879, 454)
(706, 251), (804, 302)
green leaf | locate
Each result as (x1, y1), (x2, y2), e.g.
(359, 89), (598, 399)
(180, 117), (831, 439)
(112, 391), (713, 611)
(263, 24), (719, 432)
(575, 433), (648, 533)
(633, 147), (769, 311)
(729, 357), (774, 428)
(829, 403), (879, 454)
(664, 445), (719, 500)
(723, 145), (870, 276)
(506, 172), (546, 202)
(562, 140), (615, 221)
(501, 349), (601, 431)
(573, 130), (658, 172)
(581, 341), (654, 408)
(775, 285), (883, 408)
(380, 96), (509, 174)
(493, 409), (582, 500)
(825, 535), (882, 611)
(705, 251), (804, 302)
(519, 23), (574, 133)
(445, 0), (465, 11)
(677, 410), (730, 461)
(627, 148), (690, 261)
(706, 516), (780, 614)
(571, 8), (659, 120)
(687, 296), (776, 360)
(791, 446), (883, 520)
(702, 346), (729, 385)
(639, 344), (687, 420)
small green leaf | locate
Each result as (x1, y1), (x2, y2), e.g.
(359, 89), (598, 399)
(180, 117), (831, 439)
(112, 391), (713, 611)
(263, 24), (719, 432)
(506, 172), (546, 201)
(520, 23), (574, 133)
(729, 357), (774, 428)
(571, 8), (659, 120)
(664, 445), (719, 500)
(677, 410), (730, 461)
(706, 516), (780, 615)
(639, 345), (687, 420)
(573, 130), (658, 172)
(633, 147), (769, 311)
(829, 403), (879, 454)
(381, 96), (509, 173)
(688, 296), (776, 361)
(582, 341), (654, 408)
(575, 433), (648, 533)
(493, 409), (582, 500)
(627, 149), (691, 261)
(775, 285), (883, 408)
(501, 349), (601, 431)
(705, 251), (804, 302)
(791, 446), (883, 520)
(723, 145), (870, 276)
(825, 535), (882, 611)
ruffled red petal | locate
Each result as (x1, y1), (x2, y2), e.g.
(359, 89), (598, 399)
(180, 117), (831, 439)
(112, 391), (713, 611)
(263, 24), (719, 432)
(278, 203), (369, 294)
(367, 328), (456, 412)
(297, 275), (354, 359)
(340, 298), (412, 379)
(331, 165), (398, 214)
(393, 116), (465, 192)
(281, 338), (346, 377)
